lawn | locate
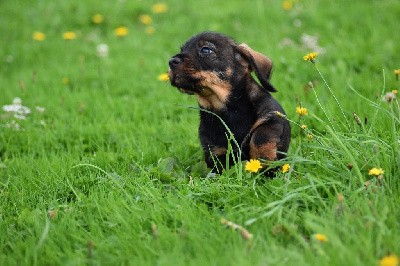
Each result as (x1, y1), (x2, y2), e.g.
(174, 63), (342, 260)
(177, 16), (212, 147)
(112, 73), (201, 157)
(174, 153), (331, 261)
(1, 0), (399, 265)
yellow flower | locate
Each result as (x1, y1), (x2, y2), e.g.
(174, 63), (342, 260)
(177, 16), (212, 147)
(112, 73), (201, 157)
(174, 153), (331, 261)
(307, 134), (313, 141)
(115, 26), (128, 37)
(158, 73), (169, 81)
(152, 3), (168, 14)
(92, 14), (104, 24)
(62, 77), (69, 85)
(394, 69), (400, 75)
(337, 193), (344, 202)
(139, 14), (152, 25)
(368, 167), (384, 176)
(63, 31), (77, 40)
(314, 233), (328, 242)
(282, 164), (290, 173)
(282, 0), (293, 10)
(303, 52), (318, 62)
(380, 255), (399, 266)
(300, 124), (307, 130)
(393, 90), (398, 95)
(245, 159), (262, 173)
(296, 106), (308, 116)
(146, 26), (155, 35)
(32, 31), (45, 41)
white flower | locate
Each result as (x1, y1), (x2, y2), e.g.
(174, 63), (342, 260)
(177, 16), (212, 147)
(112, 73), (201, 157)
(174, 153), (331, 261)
(5, 120), (20, 131)
(13, 97), (22, 105)
(382, 92), (396, 103)
(96, 44), (109, 58)
(14, 114), (26, 120)
(36, 106), (45, 113)
(301, 34), (325, 54)
(2, 97), (31, 117)
(293, 19), (302, 28)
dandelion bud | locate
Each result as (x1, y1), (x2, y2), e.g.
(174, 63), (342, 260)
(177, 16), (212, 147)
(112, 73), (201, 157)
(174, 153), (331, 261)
(353, 112), (362, 126)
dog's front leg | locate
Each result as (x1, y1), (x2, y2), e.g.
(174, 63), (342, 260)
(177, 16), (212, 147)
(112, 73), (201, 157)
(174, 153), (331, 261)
(248, 121), (284, 161)
(203, 145), (228, 174)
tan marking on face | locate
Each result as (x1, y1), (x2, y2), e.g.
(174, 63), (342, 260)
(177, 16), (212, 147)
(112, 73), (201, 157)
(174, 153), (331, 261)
(192, 71), (232, 110)
(225, 67), (233, 77)
(212, 146), (227, 156)
(249, 141), (277, 161)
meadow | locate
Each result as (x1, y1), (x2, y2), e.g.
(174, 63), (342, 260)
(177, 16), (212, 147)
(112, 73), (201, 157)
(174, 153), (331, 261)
(1, 0), (399, 265)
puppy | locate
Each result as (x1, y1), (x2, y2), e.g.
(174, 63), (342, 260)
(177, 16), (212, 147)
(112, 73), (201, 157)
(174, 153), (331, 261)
(168, 32), (290, 174)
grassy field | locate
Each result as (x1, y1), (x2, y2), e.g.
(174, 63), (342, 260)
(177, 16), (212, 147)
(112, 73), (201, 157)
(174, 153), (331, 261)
(1, 0), (400, 265)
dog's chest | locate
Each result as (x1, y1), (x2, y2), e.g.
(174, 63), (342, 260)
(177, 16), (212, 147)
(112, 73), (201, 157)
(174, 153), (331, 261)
(199, 104), (257, 145)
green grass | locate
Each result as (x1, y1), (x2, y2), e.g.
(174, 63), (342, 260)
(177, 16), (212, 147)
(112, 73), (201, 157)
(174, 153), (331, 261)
(1, 0), (400, 265)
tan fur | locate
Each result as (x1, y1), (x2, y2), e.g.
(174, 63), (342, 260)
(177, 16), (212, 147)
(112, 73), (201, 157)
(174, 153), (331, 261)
(225, 67), (233, 77)
(211, 146), (227, 156)
(249, 140), (277, 161)
(192, 71), (232, 110)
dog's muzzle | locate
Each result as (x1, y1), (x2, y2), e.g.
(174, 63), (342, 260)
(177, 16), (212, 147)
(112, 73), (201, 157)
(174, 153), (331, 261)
(168, 55), (182, 82)
(168, 56), (182, 69)
(168, 55), (201, 94)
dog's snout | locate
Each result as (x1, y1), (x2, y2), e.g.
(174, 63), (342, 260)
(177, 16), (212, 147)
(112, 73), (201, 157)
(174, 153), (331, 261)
(169, 56), (182, 68)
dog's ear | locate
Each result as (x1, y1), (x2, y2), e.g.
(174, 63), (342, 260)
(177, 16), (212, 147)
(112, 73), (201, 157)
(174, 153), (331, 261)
(235, 43), (276, 92)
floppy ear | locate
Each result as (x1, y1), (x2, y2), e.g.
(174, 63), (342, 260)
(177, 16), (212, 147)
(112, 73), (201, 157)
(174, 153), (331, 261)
(235, 43), (276, 92)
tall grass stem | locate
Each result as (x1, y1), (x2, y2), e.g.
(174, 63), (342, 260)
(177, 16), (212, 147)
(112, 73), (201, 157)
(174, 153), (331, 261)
(314, 64), (350, 128)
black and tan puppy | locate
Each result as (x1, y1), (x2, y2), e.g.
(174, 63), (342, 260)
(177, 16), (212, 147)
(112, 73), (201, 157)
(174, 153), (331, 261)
(168, 32), (290, 174)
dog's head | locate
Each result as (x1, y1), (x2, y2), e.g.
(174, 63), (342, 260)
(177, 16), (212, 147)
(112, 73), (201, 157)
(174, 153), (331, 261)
(168, 32), (276, 110)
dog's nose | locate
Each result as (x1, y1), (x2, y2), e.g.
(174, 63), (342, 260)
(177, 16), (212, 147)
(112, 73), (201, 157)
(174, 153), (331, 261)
(169, 56), (182, 68)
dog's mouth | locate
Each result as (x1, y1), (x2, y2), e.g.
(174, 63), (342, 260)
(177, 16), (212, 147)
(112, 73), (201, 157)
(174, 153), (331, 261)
(168, 68), (202, 95)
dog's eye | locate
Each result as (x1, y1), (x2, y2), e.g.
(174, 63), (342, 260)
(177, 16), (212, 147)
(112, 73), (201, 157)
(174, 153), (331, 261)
(200, 47), (213, 55)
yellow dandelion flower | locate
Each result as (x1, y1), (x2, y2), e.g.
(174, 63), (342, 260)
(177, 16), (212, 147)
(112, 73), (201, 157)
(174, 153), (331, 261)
(296, 106), (308, 116)
(282, 0), (293, 11)
(307, 134), (313, 140)
(368, 167), (384, 176)
(63, 31), (77, 40)
(139, 14), (152, 25)
(92, 14), (104, 24)
(158, 73), (169, 81)
(115, 26), (128, 37)
(62, 77), (69, 85)
(392, 89), (398, 95)
(303, 52), (318, 63)
(282, 164), (290, 173)
(145, 26), (155, 35)
(32, 31), (45, 41)
(245, 159), (262, 173)
(314, 233), (328, 242)
(152, 3), (168, 14)
(395, 70), (400, 80)
(337, 193), (344, 202)
(300, 124), (307, 130)
(379, 255), (399, 266)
